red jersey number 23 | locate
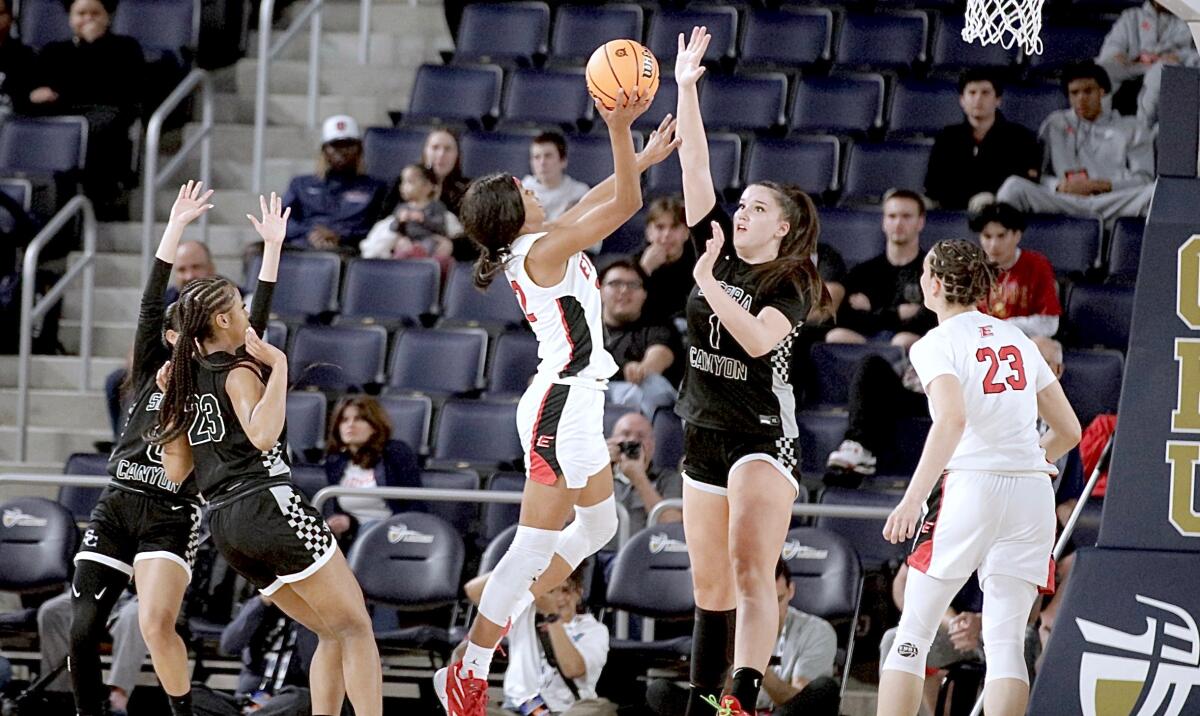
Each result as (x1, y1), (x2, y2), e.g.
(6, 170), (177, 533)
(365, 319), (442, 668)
(976, 345), (1027, 394)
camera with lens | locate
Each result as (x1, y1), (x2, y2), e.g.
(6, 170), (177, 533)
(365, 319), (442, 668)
(617, 441), (642, 459)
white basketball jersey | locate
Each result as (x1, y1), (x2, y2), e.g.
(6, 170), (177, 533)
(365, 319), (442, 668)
(504, 232), (618, 385)
(908, 310), (1058, 475)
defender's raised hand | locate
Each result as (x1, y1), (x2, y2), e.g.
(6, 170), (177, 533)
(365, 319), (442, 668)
(674, 26), (711, 87)
(167, 180), (214, 228)
(638, 114), (681, 167)
(247, 192), (291, 246)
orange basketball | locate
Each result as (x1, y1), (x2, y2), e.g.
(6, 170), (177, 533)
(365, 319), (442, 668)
(585, 39), (660, 111)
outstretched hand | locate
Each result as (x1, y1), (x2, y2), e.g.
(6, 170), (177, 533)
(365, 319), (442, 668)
(638, 114), (681, 167)
(674, 26), (710, 87)
(692, 220), (724, 284)
(595, 87), (654, 128)
(247, 192), (291, 246)
(244, 327), (286, 369)
(167, 180), (214, 227)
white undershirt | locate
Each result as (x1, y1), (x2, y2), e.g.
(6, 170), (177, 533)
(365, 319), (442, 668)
(336, 462), (390, 522)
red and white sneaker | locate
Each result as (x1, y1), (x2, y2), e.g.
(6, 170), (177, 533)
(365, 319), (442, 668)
(701, 694), (751, 716)
(433, 661), (489, 716)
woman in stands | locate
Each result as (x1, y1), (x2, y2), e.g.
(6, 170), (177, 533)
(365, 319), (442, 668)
(422, 126), (471, 215)
(66, 182), (215, 716)
(432, 89), (679, 716)
(149, 195), (382, 716)
(877, 240), (1080, 716)
(674, 27), (827, 715)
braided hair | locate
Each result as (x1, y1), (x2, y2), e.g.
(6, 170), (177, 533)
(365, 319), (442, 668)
(927, 240), (997, 307)
(145, 276), (242, 445)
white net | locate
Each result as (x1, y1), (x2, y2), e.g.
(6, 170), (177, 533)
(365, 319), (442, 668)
(962, 0), (1047, 56)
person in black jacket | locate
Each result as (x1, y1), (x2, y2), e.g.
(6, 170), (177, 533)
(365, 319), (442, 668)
(0, 0), (34, 118)
(322, 395), (421, 548)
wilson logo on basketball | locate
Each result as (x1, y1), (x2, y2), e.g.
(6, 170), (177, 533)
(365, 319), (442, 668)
(640, 48), (655, 78)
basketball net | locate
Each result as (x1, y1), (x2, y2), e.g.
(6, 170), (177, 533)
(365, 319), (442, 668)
(962, 0), (1046, 55)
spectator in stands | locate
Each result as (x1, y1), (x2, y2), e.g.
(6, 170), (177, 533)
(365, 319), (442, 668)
(825, 189), (936, 350)
(282, 114), (388, 251)
(634, 194), (696, 325)
(1097, 0), (1198, 124)
(322, 396), (422, 549)
(219, 595), (316, 705)
(359, 163), (462, 272)
(461, 565), (615, 715)
(607, 411), (682, 538)
(522, 132), (589, 221)
(37, 591), (146, 714)
(925, 69), (1041, 211)
(600, 259), (683, 417)
(971, 202), (1062, 338)
(0, 0), (33, 118)
(28, 0), (145, 215)
(647, 559), (840, 716)
(997, 62), (1156, 222)
(422, 126), (471, 215)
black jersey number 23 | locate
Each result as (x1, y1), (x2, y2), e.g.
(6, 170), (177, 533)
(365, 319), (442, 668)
(188, 393), (227, 445)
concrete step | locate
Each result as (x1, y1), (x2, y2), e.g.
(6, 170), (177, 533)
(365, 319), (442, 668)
(0, 426), (112, 463)
(98, 222), (252, 257)
(183, 123), (321, 162)
(65, 252), (244, 290)
(61, 320), (136, 358)
(249, 29), (449, 66)
(131, 187), (276, 225)
(210, 91), (395, 128)
(286, 1), (450, 35)
(0, 389), (109, 430)
(0, 355), (125, 391)
(169, 154), (319, 194)
(0, 461), (69, 476)
(234, 58), (422, 98)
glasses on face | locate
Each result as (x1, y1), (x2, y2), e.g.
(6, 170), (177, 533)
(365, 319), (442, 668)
(603, 280), (643, 292)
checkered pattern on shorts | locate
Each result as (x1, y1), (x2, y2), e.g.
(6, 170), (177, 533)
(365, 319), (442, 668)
(277, 488), (333, 559)
(184, 505), (202, 568)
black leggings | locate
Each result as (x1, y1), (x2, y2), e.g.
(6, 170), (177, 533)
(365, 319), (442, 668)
(68, 560), (131, 716)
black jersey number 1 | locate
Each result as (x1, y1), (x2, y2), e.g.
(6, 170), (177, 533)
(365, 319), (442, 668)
(187, 393), (227, 445)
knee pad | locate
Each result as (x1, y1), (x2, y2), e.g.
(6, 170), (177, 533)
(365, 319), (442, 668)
(555, 496), (618, 569)
(882, 627), (935, 677)
(882, 569), (964, 678)
(478, 525), (559, 625)
(981, 574), (1038, 683)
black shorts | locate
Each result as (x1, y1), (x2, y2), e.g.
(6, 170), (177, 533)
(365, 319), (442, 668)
(680, 423), (800, 497)
(77, 487), (202, 580)
(208, 484), (336, 595)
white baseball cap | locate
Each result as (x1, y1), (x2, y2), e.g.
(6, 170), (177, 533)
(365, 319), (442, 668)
(321, 115), (361, 144)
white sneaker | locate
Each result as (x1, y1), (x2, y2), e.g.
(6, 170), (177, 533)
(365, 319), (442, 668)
(826, 440), (877, 476)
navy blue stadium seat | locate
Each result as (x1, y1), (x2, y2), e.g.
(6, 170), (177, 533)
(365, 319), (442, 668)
(797, 412), (850, 476)
(652, 408), (684, 473)
(0, 116), (88, 175)
(61, 453), (109, 522)
(414, 470), (480, 534)
(453, 1), (549, 66)
(0, 178), (32, 211)
(341, 258), (439, 327)
(1022, 214), (1102, 275)
(1002, 83), (1068, 133)
(502, 69), (593, 130)
(431, 400), (522, 470)
(405, 64), (504, 127)
(836, 12), (928, 69)
(740, 8), (833, 68)
(818, 207), (883, 269)
(290, 464), (328, 499)
(1107, 217), (1145, 284)
(745, 136), (840, 197)
(782, 527), (863, 690)
(808, 343), (904, 407)
(550, 3), (644, 64)
(1027, 25), (1110, 73)
(888, 78), (963, 138)
(646, 133), (741, 197)
(362, 127), (429, 187)
(265, 320), (288, 353)
(286, 391), (328, 459)
(460, 130), (537, 180)
(606, 522), (694, 660)
(918, 211), (972, 251)
(479, 472), (525, 545)
(0, 497), (77, 592)
(289, 325), (388, 390)
(646, 6), (739, 65)
(699, 73), (788, 133)
(1060, 349), (1123, 427)
(841, 142), (933, 206)
(441, 262), (526, 329)
(388, 328), (488, 395)
(931, 15), (1017, 70)
(633, 78), (678, 133)
(112, 0), (196, 64)
(17, 0), (70, 49)
(600, 206), (648, 255)
(815, 487), (907, 572)
(245, 251), (341, 321)
(790, 75), (886, 136)
(488, 330), (539, 398)
(377, 394), (433, 454)
(560, 133), (644, 187)
(1065, 284), (1135, 351)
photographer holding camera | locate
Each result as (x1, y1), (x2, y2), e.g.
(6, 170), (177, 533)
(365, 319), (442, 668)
(607, 412), (682, 540)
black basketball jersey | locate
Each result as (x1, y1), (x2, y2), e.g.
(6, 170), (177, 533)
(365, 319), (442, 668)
(187, 353), (291, 507)
(675, 203), (811, 437)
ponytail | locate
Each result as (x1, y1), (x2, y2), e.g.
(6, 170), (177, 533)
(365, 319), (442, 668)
(459, 173), (526, 290)
(751, 182), (829, 313)
(472, 244), (512, 290)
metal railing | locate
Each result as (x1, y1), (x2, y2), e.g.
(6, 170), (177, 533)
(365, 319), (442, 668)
(253, 0), (324, 194)
(0, 474), (111, 490)
(16, 197), (97, 462)
(141, 68), (214, 283)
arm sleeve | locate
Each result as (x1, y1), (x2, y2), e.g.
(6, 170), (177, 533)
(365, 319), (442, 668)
(248, 279), (275, 337)
(786, 619), (838, 683)
(687, 199), (734, 260)
(909, 333), (957, 388)
(130, 259), (173, 384)
(1097, 14), (1133, 62)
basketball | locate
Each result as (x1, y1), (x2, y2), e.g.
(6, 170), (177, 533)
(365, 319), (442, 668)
(585, 39), (660, 111)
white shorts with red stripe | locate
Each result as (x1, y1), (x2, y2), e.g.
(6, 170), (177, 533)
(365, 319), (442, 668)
(909, 470), (1057, 594)
(516, 375), (609, 489)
